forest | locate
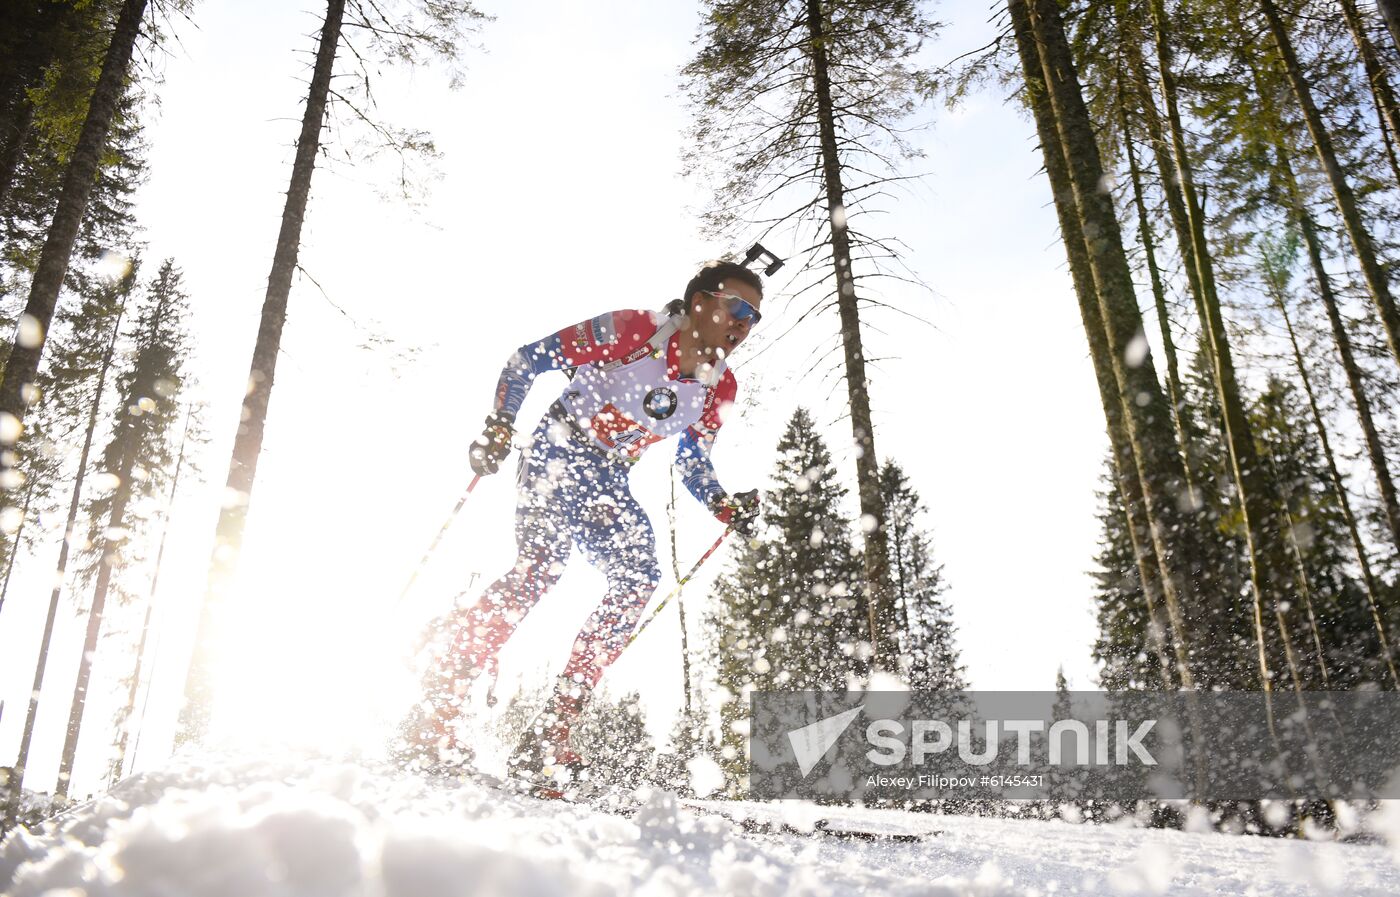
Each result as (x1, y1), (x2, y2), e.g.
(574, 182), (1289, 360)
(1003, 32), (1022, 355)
(1, 0), (1400, 843)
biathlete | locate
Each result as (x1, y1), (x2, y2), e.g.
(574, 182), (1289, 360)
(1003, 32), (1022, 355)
(409, 260), (765, 785)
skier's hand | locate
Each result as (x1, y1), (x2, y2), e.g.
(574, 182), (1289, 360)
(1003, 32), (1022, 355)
(710, 489), (760, 535)
(469, 411), (515, 476)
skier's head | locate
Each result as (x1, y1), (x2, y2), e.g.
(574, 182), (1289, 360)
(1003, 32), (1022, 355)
(668, 261), (764, 356)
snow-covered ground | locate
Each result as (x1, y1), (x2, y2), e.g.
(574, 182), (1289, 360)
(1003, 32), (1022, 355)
(2, 756), (1398, 896)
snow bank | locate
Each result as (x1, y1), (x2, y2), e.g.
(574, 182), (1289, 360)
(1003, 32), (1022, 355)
(2, 754), (1397, 896)
(0, 755), (1021, 896)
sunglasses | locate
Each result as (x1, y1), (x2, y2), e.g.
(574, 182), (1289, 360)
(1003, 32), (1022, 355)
(702, 290), (763, 326)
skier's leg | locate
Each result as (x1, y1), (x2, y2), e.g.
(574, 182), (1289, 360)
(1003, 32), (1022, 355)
(527, 471), (661, 763)
(562, 487), (661, 686)
(417, 428), (574, 754)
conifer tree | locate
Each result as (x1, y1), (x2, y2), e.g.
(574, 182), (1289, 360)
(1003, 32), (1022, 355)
(0, 0), (149, 445)
(879, 460), (964, 690)
(180, 0), (487, 744)
(0, 1), (77, 209)
(56, 258), (190, 797)
(2, 258), (135, 831)
(1251, 376), (1388, 689)
(707, 407), (864, 784)
(1091, 471), (1165, 693)
(574, 691), (655, 796)
(683, 0), (941, 671)
(109, 400), (200, 784)
(1146, 0), (1304, 696)
(1044, 668), (1087, 804)
(652, 706), (716, 798)
(1010, 0), (1211, 702)
(1257, 0), (1400, 371)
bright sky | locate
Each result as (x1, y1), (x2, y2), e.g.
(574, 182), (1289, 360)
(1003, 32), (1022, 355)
(0, 0), (1111, 797)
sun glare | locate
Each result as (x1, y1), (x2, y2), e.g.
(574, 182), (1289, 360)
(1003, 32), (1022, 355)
(200, 502), (425, 756)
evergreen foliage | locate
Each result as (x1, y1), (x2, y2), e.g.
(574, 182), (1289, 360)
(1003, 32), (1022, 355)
(651, 708), (718, 798)
(55, 258), (191, 796)
(879, 460), (965, 691)
(706, 407), (866, 787)
(683, 0), (943, 671)
(81, 258), (191, 578)
(574, 690), (655, 795)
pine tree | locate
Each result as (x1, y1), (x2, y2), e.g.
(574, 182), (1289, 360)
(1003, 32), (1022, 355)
(1257, 0), (1400, 370)
(707, 407), (865, 785)
(651, 706), (716, 798)
(180, 0), (488, 744)
(56, 258), (191, 797)
(1146, 0), (1304, 698)
(879, 460), (964, 690)
(1, 258), (135, 831)
(0, 0), (77, 210)
(109, 399), (200, 784)
(1010, 0), (1211, 703)
(0, 0), (149, 443)
(1092, 468), (1167, 693)
(573, 690), (655, 796)
(1044, 668), (1089, 804)
(683, 0), (941, 671)
(1251, 376), (1388, 689)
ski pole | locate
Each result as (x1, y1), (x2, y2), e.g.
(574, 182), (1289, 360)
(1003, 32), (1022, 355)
(626, 526), (735, 648)
(396, 474), (482, 605)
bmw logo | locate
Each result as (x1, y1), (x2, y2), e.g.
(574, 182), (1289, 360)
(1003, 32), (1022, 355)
(643, 387), (678, 420)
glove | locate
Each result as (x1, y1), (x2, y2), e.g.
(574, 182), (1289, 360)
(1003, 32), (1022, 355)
(709, 489), (760, 535)
(469, 411), (514, 476)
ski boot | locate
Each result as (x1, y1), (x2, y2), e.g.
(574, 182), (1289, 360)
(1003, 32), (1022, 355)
(508, 680), (593, 799)
(392, 658), (480, 775)
(390, 694), (478, 776)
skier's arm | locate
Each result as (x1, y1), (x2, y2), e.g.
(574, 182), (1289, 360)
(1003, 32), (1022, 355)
(675, 427), (723, 506)
(490, 309), (659, 420)
(674, 369), (738, 509)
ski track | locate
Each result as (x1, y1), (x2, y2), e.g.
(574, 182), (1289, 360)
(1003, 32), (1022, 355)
(1, 755), (1397, 896)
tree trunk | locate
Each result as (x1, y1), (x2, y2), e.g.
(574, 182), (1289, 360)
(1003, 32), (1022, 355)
(0, 478), (35, 618)
(1012, 6), (1177, 688)
(56, 270), (177, 797)
(1149, 0), (1301, 694)
(0, 100), (35, 213)
(1272, 285), (1397, 686)
(1259, 0), (1400, 371)
(1116, 80), (1197, 502)
(1339, 0), (1400, 189)
(1021, 0), (1209, 680)
(109, 403), (194, 784)
(56, 444), (139, 797)
(1123, 41), (1208, 331)
(1240, 34), (1400, 557)
(179, 0), (346, 744)
(0, 0), (147, 451)
(2, 281), (128, 828)
(805, 0), (896, 672)
(1377, 0), (1400, 61)
(0, 0), (71, 210)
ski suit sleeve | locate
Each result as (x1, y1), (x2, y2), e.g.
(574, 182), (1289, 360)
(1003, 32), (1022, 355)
(490, 309), (659, 419)
(674, 369), (738, 509)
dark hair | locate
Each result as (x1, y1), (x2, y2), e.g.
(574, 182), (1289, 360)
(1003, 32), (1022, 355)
(665, 261), (764, 317)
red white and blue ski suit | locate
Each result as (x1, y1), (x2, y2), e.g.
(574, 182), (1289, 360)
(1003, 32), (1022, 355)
(442, 308), (737, 711)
